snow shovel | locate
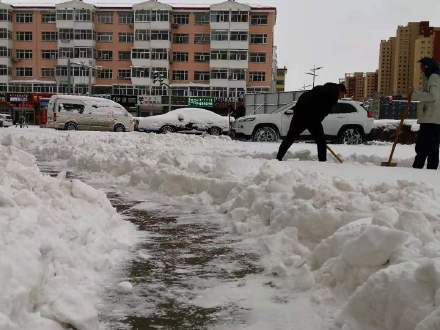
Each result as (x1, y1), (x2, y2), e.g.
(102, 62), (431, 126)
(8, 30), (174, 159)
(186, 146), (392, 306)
(381, 92), (413, 167)
(327, 145), (344, 164)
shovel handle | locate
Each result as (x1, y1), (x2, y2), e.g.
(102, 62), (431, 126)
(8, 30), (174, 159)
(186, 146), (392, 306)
(327, 145), (344, 163)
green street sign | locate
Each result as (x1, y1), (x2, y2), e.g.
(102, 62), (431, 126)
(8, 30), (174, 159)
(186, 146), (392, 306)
(188, 97), (214, 108)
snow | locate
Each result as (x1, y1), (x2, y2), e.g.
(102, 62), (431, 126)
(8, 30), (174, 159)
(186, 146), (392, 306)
(374, 119), (420, 132)
(0, 139), (139, 329)
(1, 127), (440, 329)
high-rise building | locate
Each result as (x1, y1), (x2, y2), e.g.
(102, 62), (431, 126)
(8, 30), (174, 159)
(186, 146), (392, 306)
(0, 0), (277, 108)
(344, 72), (364, 101)
(378, 37), (395, 96)
(276, 66), (287, 92)
(364, 71), (378, 99)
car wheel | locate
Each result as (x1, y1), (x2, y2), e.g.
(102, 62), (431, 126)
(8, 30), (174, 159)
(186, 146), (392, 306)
(338, 127), (364, 145)
(252, 126), (279, 142)
(114, 124), (125, 132)
(65, 122), (78, 131)
(160, 125), (175, 134)
(209, 127), (222, 136)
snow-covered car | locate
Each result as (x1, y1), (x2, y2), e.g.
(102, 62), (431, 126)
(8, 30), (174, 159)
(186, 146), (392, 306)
(137, 107), (232, 135)
(47, 95), (135, 132)
(0, 113), (12, 127)
(233, 100), (374, 144)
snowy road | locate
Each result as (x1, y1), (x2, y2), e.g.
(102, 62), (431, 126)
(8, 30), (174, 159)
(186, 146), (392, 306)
(2, 127), (440, 330)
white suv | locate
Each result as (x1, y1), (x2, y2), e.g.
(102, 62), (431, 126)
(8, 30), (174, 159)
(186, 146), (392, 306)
(233, 100), (374, 144)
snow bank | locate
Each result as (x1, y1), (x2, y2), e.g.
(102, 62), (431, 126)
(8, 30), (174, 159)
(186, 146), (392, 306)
(0, 143), (138, 330)
(2, 128), (440, 329)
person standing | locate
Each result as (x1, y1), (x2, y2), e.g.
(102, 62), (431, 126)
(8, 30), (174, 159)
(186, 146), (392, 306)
(412, 57), (440, 170)
(276, 83), (346, 162)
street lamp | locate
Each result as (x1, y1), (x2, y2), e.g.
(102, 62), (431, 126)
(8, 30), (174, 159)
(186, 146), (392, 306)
(306, 65), (324, 88)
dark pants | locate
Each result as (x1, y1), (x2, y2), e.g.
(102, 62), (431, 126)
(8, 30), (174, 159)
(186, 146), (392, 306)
(413, 123), (440, 170)
(277, 116), (327, 161)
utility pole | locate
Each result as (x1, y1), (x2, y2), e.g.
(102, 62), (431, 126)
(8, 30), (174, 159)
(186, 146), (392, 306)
(153, 70), (171, 112)
(67, 58), (71, 94)
(306, 65), (324, 88)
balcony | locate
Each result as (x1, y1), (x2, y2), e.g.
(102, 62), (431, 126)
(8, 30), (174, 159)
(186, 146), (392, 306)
(210, 59), (248, 69)
(210, 40), (248, 50)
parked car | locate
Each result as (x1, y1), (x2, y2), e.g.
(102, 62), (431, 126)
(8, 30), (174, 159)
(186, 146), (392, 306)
(137, 107), (232, 135)
(0, 113), (12, 127)
(46, 95), (135, 132)
(232, 100), (374, 144)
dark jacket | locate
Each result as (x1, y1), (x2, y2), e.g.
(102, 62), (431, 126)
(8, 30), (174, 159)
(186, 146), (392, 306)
(420, 57), (440, 78)
(294, 83), (340, 122)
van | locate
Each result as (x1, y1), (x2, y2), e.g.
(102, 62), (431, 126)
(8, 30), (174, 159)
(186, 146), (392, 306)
(47, 95), (135, 132)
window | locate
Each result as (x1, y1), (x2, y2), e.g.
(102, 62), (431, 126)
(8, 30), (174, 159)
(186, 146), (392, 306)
(172, 71), (188, 81)
(211, 30), (228, 41)
(118, 69), (131, 80)
(250, 52), (266, 63)
(41, 68), (55, 77)
(211, 87), (227, 98)
(152, 86), (168, 96)
(42, 31), (58, 41)
(41, 50), (58, 60)
(97, 32), (113, 42)
(74, 29), (94, 40)
(151, 49), (168, 60)
(156, 10), (169, 22)
(58, 29), (73, 41)
(194, 33), (210, 44)
(119, 33), (133, 43)
(56, 10), (73, 21)
(211, 69), (227, 80)
(229, 69), (245, 80)
(16, 67), (32, 77)
(119, 51), (131, 60)
(58, 48), (73, 59)
(98, 69), (112, 79)
(72, 47), (93, 59)
(0, 47), (11, 57)
(0, 65), (9, 75)
(172, 52), (188, 62)
(152, 67), (167, 79)
(16, 49), (32, 59)
(173, 33), (188, 44)
(230, 31), (248, 41)
(251, 14), (268, 25)
(229, 51), (247, 61)
(41, 12), (56, 23)
(231, 11), (248, 22)
(97, 12), (113, 24)
(75, 9), (91, 22)
(151, 30), (169, 40)
(134, 10), (169, 22)
(16, 12), (33, 23)
(97, 50), (113, 61)
(16, 32), (32, 41)
(194, 12), (209, 25)
(194, 71), (210, 81)
(249, 72), (266, 81)
(211, 11), (229, 22)
(173, 14), (189, 25)
(0, 29), (11, 39)
(194, 52), (210, 62)
(118, 12), (133, 24)
(132, 67), (149, 78)
(135, 30), (149, 41)
(0, 10), (11, 22)
(210, 50), (227, 60)
(250, 34), (268, 44)
(190, 87), (210, 97)
(132, 49), (149, 59)
(331, 103), (356, 114)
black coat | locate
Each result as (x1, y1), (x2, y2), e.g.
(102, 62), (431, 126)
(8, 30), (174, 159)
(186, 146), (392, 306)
(294, 83), (340, 122)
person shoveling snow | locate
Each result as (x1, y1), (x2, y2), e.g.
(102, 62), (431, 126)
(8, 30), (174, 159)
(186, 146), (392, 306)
(276, 82), (347, 162)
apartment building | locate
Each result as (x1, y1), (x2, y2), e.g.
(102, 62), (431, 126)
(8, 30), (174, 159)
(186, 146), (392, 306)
(364, 71), (378, 99)
(0, 0), (277, 109)
(344, 71), (378, 101)
(276, 66), (287, 92)
(378, 21), (440, 97)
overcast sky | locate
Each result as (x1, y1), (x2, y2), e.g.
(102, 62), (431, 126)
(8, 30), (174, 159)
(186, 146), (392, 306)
(11, 0), (440, 90)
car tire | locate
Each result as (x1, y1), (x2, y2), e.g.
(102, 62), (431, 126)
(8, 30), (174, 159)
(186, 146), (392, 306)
(208, 127), (222, 136)
(338, 127), (364, 145)
(252, 126), (280, 142)
(65, 122), (78, 131)
(114, 124), (126, 132)
(160, 125), (175, 134)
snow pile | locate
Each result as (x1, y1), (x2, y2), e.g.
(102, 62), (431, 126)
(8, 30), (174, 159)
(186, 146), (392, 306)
(0, 144), (138, 330)
(2, 129), (440, 329)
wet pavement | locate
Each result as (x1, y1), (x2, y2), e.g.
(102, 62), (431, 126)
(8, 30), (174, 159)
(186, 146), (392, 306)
(38, 163), (264, 330)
